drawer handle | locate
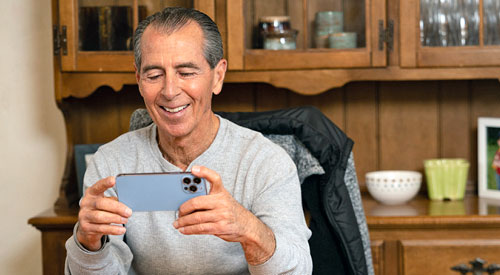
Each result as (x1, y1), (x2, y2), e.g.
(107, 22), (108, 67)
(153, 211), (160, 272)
(451, 258), (500, 275)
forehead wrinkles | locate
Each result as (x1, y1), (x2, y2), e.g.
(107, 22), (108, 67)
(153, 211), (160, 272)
(142, 23), (207, 68)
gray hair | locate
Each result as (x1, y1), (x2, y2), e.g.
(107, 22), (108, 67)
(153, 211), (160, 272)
(133, 7), (223, 71)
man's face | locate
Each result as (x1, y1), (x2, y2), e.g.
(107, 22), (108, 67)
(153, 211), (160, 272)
(135, 21), (226, 139)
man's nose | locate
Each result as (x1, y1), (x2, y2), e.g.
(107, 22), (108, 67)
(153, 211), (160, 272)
(161, 74), (180, 99)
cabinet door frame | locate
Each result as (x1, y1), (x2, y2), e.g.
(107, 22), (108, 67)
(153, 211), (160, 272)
(400, 0), (500, 68)
(57, 0), (215, 72)
(226, 0), (387, 71)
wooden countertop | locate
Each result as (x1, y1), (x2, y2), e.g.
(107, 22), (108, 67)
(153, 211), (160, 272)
(29, 194), (500, 230)
(363, 193), (500, 229)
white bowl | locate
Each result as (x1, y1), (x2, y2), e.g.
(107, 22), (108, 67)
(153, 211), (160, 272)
(366, 170), (422, 205)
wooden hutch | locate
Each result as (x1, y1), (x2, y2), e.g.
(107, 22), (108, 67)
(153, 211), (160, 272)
(29, 0), (500, 274)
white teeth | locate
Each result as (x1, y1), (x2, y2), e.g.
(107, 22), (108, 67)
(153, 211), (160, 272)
(163, 105), (188, 113)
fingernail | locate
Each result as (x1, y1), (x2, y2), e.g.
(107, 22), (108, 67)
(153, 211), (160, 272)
(178, 227), (185, 233)
(121, 217), (128, 224)
(192, 166), (200, 173)
(173, 221), (178, 228)
(125, 208), (132, 216)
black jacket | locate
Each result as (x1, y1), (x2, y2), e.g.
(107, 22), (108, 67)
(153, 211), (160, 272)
(218, 106), (367, 275)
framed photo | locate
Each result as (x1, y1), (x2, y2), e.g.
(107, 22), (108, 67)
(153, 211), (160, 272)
(478, 197), (500, 215)
(74, 144), (102, 197)
(478, 117), (500, 199)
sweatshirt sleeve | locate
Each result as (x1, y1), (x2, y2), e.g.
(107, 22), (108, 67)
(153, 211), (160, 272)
(247, 148), (313, 275)
(65, 148), (134, 274)
(65, 223), (133, 274)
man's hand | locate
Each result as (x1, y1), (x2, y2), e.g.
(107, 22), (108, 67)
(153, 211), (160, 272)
(77, 177), (132, 251)
(173, 166), (276, 265)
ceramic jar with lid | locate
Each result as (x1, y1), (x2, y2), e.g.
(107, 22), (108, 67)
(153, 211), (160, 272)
(255, 16), (293, 49)
(263, 29), (298, 50)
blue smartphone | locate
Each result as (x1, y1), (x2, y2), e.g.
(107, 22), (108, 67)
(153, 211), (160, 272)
(115, 172), (207, 212)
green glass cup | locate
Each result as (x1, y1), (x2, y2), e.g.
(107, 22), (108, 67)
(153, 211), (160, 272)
(424, 159), (469, 200)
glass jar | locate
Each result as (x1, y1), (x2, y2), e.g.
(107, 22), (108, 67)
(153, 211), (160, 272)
(255, 16), (291, 49)
(263, 29), (298, 50)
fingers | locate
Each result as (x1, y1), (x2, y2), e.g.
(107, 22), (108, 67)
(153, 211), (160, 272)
(95, 197), (132, 218)
(178, 195), (218, 217)
(175, 208), (227, 228)
(80, 203), (130, 225)
(86, 176), (116, 196)
(79, 222), (126, 236)
(191, 165), (223, 194)
(177, 222), (221, 235)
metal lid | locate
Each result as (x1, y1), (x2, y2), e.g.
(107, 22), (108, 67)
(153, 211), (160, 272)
(259, 16), (290, 23)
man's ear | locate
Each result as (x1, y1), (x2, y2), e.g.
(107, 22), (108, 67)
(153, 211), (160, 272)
(212, 59), (227, 96)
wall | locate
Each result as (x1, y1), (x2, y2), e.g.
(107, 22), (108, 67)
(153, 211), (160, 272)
(0, 0), (66, 274)
(68, 79), (500, 198)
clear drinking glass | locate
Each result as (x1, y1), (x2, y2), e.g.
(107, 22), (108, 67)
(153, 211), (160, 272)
(420, 0), (479, 47)
(484, 0), (500, 45)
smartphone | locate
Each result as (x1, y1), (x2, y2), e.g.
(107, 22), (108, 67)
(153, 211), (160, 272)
(115, 172), (207, 212)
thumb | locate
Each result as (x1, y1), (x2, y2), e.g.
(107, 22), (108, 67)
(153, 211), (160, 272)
(87, 176), (116, 197)
(191, 165), (224, 194)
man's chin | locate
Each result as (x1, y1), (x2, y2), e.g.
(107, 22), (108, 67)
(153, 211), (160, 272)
(157, 124), (192, 139)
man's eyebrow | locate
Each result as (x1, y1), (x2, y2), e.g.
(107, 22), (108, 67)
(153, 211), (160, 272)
(141, 65), (163, 73)
(175, 62), (201, 70)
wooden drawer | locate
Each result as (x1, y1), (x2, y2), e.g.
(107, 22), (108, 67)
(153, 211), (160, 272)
(399, 239), (500, 275)
(371, 240), (385, 275)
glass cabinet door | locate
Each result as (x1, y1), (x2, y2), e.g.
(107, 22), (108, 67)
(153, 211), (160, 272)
(226, 0), (387, 70)
(58, 0), (212, 71)
(401, 0), (500, 67)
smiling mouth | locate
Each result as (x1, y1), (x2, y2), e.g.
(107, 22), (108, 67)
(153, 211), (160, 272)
(161, 104), (189, 113)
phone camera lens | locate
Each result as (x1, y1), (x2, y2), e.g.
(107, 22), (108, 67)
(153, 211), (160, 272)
(193, 177), (201, 184)
(189, 185), (198, 193)
(183, 177), (191, 184)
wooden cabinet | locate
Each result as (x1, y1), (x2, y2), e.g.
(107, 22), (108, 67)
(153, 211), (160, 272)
(400, 0), (500, 68)
(56, 0), (215, 72)
(225, 0), (388, 70)
(28, 1), (500, 274)
(365, 194), (500, 275)
(51, 0), (500, 97)
(29, 194), (500, 275)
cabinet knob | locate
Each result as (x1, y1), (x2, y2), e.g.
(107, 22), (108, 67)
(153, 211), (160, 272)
(451, 258), (500, 275)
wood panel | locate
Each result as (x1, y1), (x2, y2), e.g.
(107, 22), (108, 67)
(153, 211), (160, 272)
(64, 86), (143, 144)
(59, 79), (500, 193)
(470, 80), (500, 189)
(213, 83), (255, 112)
(117, 85), (147, 132)
(255, 84), (289, 111)
(41, 229), (73, 275)
(439, 81), (470, 159)
(288, 87), (345, 128)
(439, 81), (472, 190)
(379, 81), (439, 172)
(345, 82), (378, 190)
(399, 239), (500, 275)
(226, 0), (244, 70)
(215, 0), (227, 60)
(370, 240), (384, 275)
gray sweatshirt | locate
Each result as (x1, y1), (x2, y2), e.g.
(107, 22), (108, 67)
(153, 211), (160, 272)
(65, 117), (312, 274)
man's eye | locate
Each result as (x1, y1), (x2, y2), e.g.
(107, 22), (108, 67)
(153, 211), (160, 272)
(179, 72), (195, 77)
(147, 74), (162, 81)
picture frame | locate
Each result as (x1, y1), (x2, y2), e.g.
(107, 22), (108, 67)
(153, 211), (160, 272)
(478, 197), (500, 215)
(74, 144), (102, 198)
(478, 117), (500, 199)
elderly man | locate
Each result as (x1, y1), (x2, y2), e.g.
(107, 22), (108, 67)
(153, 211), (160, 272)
(65, 7), (312, 274)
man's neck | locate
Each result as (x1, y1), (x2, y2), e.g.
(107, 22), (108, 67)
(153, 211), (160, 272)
(157, 113), (220, 171)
